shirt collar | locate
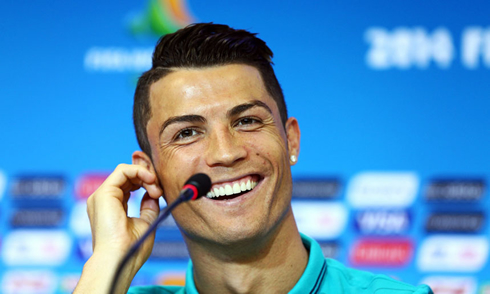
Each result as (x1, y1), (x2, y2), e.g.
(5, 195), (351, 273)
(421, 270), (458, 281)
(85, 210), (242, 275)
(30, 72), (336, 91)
(289, 233), (327, 294)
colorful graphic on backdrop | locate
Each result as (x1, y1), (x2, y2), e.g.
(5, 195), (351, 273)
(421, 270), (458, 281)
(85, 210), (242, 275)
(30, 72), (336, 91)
(129, 0), (195, 36)
(85, 0), (196, 74)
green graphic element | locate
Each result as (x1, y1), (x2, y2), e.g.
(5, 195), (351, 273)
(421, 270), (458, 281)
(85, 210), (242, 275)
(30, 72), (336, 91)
(130, 0), (195, 36)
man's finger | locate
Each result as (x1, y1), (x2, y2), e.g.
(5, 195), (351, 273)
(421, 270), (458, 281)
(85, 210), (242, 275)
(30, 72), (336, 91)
(106, 164), (156, 193)
(141, 182), (163, 199)
(139, 192), (160, 225)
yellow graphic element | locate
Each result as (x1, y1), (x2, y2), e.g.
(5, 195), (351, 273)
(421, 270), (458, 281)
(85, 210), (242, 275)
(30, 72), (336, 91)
(157, 272), (186, 286)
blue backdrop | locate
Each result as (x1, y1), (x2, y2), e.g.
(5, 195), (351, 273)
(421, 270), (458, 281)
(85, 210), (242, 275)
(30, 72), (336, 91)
(1, 0), (489, 293)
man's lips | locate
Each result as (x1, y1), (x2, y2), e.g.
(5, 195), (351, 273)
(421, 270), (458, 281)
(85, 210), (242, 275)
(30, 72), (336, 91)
(206, 174), (260, 199)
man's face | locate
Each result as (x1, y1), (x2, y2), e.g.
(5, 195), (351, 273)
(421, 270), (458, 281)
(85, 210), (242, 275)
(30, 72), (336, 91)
(144, 64), (300, 245)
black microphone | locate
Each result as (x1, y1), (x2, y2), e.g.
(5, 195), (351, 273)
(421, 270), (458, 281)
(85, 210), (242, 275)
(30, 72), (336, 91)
(180, 173), (213, 201)
(109, 173), (211, 294)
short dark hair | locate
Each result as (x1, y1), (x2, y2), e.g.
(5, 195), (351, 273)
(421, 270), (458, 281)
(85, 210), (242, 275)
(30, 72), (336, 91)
(133, 23), (287, 157)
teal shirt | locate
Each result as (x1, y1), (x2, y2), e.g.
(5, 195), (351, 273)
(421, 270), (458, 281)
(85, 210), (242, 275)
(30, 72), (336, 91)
(128, 234), (432, 294)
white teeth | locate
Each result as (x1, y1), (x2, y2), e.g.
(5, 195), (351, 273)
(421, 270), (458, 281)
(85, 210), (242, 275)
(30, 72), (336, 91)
(207, 178), (259, 199)
(233, 183), (241, 193)
(224, 185), (233, 195)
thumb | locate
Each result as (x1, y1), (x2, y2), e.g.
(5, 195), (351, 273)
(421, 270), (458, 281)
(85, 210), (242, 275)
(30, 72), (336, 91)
(139, 193), (160, 224)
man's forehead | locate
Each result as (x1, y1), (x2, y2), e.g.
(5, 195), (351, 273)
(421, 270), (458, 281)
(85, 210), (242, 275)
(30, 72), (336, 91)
(148, 64), (272, 116)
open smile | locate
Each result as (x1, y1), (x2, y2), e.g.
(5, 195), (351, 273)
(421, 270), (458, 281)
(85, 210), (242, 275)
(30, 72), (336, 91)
(206, 174), (261, 200)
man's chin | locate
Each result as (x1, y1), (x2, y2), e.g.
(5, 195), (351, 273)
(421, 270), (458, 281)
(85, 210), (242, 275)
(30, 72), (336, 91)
(184, 222), (270, 249)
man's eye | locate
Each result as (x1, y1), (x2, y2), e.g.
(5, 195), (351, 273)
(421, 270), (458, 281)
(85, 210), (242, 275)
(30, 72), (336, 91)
(176, 128), (198, 140)
(236, 117), (259, 126)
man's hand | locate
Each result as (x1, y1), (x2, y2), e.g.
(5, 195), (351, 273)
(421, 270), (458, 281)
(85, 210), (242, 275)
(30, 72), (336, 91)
(74, 164), (163, 294)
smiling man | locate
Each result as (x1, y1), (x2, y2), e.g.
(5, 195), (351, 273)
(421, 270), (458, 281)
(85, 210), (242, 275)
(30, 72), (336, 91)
(74, 23), (433, 294)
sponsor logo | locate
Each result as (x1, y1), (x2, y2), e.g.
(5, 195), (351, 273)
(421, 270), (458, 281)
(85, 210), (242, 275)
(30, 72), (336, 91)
(355, 210), (411, 235)
(346, 172), (418, 208)
(10, 208), (64, 227)
(1, 270), (57, 294)
(155, 271), (186, 286)
(417, 235), (488, 272)
(292, 179), (341, 199)
(425, 212), (484, 233)
(350, 239), (413, 267)
(420, 276), (476, 294)
(75, 173), (109, 199)
(425, 179), (485, 202)
(150, 241), (189, 259)
(0, 170), (6, 201)
(2, 230), (72, 266)
(318, 242), (340, 259)
(292, 201), (348, 240)
(10, 176), (65, 200)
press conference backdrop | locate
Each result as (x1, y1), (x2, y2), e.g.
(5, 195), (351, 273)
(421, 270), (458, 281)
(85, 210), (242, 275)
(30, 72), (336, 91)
(1, 0), (490, 293)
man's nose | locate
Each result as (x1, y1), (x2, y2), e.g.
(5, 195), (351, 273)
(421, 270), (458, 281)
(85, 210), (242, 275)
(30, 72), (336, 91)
(205, 127), (247, 167)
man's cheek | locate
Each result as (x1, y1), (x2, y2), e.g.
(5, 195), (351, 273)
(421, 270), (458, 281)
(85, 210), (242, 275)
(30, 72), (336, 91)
(161, 149), (203, 187)
(250, 131), (288, 154)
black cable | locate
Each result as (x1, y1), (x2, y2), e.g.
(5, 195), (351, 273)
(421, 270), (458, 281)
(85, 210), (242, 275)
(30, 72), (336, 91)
(108, 173), (211, 294)
(109, 196), (184, 294)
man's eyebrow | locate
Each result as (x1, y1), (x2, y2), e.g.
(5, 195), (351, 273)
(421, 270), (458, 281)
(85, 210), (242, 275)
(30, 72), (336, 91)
(159, 115), (206, 137)
(158, 101), (271, 137)
(227, 100), (273, 118)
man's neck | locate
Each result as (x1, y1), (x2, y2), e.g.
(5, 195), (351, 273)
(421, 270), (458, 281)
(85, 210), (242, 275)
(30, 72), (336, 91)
(185, 212), (308, 294)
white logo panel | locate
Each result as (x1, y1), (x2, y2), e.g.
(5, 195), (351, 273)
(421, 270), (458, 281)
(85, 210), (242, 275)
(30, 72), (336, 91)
(347, 172), (419, 208)
(420, 276), (477, 294)
(417, 235), (488, 272)
(1, 270), (57, 294)
(2, 230), (72, 266)
(292, 201), (348, 239)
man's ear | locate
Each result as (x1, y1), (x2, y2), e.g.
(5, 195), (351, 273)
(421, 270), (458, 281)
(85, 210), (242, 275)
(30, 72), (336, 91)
(133, 151), (165, 200)
(285, 117), (301, 165)
(132, 151), (154, 171)
(132, 150), (163, 192)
